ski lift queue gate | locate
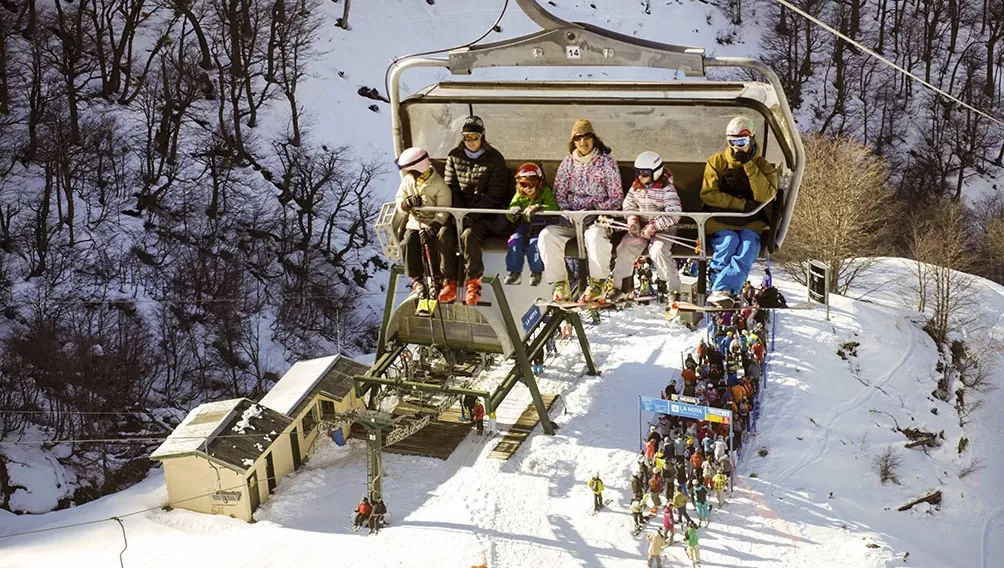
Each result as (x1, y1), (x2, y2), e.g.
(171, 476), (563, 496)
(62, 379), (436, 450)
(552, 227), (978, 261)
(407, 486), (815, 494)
(638, 395), (734, 481)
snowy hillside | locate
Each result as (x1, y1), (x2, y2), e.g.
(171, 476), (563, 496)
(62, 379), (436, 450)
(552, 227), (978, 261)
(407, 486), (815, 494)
(1, 258), (1002, 568)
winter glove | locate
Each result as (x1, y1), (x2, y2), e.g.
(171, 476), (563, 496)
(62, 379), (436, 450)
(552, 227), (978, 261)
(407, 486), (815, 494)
(595, 215), (615, 228)
(421, 221), (442, 242)
(742, 200), (758, 213)
(628, 221), (641, 237)
(402, 195), (423, 212)
(525, 204), (542, 217)
(508, 205), (522, 217)
(732, 149), (751, 164)
(641, 223), (658, 240)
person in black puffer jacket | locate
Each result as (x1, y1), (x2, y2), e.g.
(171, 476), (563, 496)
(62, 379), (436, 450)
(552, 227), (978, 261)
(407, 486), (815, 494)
(443, 115), (511, 306)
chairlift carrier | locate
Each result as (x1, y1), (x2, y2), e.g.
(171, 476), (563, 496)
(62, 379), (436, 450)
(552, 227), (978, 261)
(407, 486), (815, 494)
(383, 0), (805, 261)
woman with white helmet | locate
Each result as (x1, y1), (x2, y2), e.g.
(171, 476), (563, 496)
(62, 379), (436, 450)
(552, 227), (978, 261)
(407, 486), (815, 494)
(394, 147), (455, 300)
(699, 116), (778, 308)
(609, 151), (683, 303)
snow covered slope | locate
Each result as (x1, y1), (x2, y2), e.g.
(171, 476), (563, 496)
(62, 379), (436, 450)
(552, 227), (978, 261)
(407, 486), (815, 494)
(1, 259), (1002, 568)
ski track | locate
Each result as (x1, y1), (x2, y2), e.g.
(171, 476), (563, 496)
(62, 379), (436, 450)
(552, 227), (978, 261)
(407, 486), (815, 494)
(982, 505), (1004, 568)
(772, 316), (919, 487)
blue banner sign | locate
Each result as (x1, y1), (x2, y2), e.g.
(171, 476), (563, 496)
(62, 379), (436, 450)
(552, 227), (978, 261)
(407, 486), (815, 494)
(639, 396), (670, 414)
(639, 396), (733, 423)
(521, 304), (542, 332)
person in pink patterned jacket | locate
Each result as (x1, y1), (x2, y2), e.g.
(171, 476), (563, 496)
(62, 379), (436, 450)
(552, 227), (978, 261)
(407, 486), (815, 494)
(609, 151), (683, 304)
(539, 119), (623, 302)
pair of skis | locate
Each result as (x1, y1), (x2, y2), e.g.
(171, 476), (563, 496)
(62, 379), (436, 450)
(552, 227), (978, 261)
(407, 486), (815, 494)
(536, 294), (659, 312)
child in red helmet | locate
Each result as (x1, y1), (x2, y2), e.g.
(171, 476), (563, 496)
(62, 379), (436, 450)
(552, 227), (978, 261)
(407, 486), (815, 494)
(504, 163), (559, 287)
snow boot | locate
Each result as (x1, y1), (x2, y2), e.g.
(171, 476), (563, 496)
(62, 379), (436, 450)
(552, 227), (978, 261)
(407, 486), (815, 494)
(438, 280), (457, 303)
(465, 278), (482, 305)
(530, 272), (542, 286)
(552, 280), (571, 302)
(410, 277), (427, 299)
(504, 271), (521, 285)
(579, 278), (606, 303)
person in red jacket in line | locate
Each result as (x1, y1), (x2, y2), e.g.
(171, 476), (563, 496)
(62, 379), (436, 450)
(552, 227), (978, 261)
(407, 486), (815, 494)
(352, 497), (372, 532)
(472, 399), (486, 436)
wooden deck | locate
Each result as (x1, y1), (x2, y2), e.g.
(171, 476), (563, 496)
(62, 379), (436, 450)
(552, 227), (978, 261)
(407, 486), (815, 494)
(350, 403), (475, 460)
(488, 394), (560, 461)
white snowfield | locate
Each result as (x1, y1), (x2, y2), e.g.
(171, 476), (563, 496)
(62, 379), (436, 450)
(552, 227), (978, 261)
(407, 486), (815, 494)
(1, 259), (1002, 568)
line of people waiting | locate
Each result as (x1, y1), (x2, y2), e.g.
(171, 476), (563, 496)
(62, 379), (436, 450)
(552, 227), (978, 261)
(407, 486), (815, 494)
(394, 115), (778, 308)
(593, 296), (771, 567)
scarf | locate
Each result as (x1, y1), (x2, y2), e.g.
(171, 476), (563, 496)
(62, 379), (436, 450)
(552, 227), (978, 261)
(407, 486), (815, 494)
(464, 147), (486, 159)
(572, 148), (596, 165)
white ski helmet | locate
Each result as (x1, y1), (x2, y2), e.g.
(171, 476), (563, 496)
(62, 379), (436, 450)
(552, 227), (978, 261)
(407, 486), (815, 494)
(725, 116), (755, 138)
(633, 151), (663, 180)
(396, 147), (431, 174)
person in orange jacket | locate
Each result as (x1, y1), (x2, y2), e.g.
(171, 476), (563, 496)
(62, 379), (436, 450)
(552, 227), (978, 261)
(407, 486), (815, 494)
(352, 497), (372, 531)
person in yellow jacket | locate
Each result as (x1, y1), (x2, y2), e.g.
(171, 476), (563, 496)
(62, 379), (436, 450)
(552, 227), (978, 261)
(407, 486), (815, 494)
(713, 469), (729, 508)
(588, 473), (605, 512)
(672, 487), (693, 525)
(700, 116), (778, 307)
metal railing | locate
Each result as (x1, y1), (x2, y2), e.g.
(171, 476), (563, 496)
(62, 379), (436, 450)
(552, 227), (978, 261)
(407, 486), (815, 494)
(375, 203), (775, 264)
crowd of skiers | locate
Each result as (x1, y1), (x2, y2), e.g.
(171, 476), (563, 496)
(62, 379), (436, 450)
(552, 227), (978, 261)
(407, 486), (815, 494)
(587, 291), (773, 567)
(394, 114), (777, 308)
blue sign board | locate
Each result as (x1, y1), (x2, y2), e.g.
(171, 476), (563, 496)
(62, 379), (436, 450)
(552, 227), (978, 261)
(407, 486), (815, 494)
(639, 396), (732, 423)
(521, 304), (542, 332)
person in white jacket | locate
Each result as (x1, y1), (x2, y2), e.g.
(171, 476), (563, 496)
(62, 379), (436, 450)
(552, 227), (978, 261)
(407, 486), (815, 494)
(395, 147), (455, 299)
(609, 151), (682, 302)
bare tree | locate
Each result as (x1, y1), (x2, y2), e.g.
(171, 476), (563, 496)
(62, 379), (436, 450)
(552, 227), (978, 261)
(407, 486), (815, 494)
(908, 201), (978, 344)
(270, 0), (322, 146)
(779, 133), (898, 292)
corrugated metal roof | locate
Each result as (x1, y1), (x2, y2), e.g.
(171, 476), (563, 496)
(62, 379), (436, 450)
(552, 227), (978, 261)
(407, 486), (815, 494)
(150, 398), (244, 460)
(258, 355), (339, 416)
(205, 400), (292, 472)
(151, 398), (293, 472)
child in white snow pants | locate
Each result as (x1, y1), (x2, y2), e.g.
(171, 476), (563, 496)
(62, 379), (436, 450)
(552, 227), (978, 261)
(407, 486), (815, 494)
(538, 223), (612, 285)
(611, 235), (681, 292)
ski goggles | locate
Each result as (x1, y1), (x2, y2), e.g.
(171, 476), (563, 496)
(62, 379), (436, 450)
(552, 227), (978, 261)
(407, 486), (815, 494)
(517, 179), (538, 189)
(572, 132), (595, 142)
(635, 168), (654, 178)
(727, 135), (751, 148)
(461, 132), (482, 142)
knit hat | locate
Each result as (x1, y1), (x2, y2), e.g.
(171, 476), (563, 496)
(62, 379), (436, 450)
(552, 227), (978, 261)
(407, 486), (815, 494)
(571, 119), (595, 138)
(462, 115), (485, 134)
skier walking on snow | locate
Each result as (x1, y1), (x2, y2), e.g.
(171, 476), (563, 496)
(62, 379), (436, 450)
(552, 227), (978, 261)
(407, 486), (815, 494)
(630, 496), (645, 530)
(693, 479), (710, 526)
(713, 469), (729, 508)
(662, 505), (675, 545)
(587, 474), (605, 512)
(685, 522), (702, 568)
(645, 528), (669, 568)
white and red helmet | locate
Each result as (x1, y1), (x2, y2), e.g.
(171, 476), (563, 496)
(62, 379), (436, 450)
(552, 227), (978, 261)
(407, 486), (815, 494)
(514, 162), (544, 181)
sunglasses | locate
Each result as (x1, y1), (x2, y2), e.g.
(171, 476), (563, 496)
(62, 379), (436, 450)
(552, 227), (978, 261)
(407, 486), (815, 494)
(727, 136), (751, 148)
(517, 179), (538, 188)
(635, 169), (654, 178)
(572, 133), (595, 142)
(462, 132), (482, 142)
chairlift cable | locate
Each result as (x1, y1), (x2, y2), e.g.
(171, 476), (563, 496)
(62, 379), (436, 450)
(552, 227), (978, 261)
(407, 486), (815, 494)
(383, 0), (510, 106)
(772, 0), (1004, 128)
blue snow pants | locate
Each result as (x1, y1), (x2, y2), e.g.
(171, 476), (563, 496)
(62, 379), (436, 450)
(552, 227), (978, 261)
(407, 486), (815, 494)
(506, 222), (545, 273)
(709, 229), (760, 294)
